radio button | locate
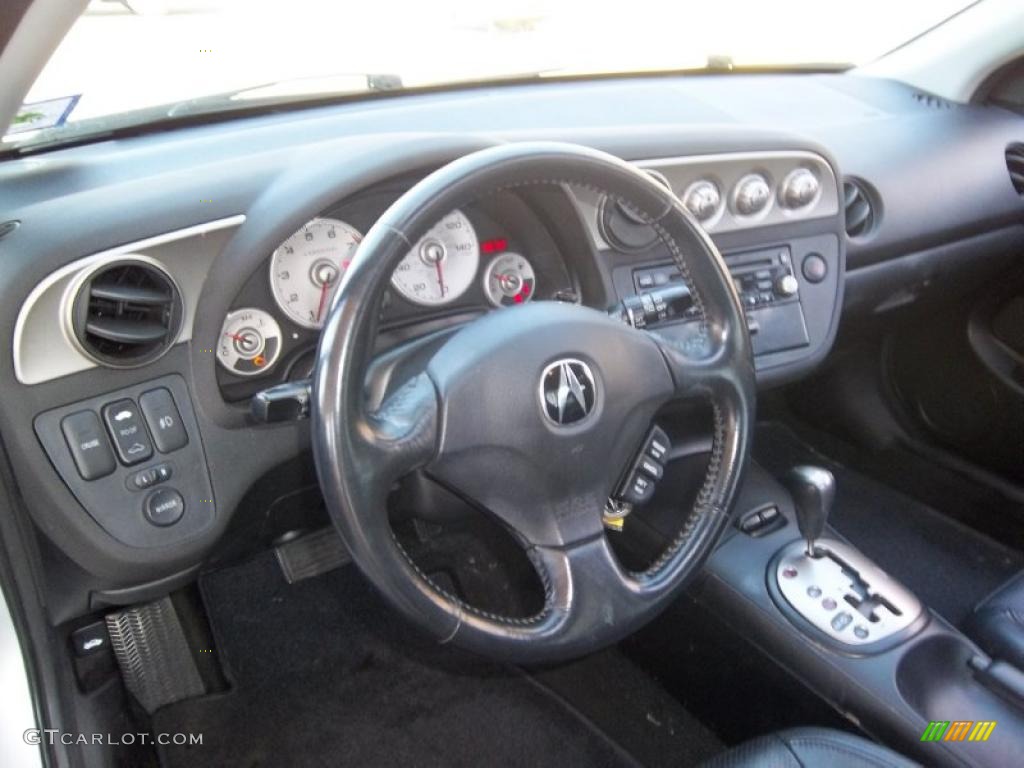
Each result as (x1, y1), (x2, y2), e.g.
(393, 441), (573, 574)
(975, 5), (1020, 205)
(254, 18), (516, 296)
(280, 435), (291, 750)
(776, 274), (799, 297)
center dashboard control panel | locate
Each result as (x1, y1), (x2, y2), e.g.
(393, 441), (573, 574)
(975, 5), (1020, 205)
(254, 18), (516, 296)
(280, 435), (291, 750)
(610, 230), (841, 382)
(35, 374), (215, 548)
(630, 245), (811, 358)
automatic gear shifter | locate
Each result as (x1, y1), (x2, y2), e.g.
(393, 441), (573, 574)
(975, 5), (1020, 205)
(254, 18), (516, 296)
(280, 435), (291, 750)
(782, 466), (835, 556)
(773, 464), (922, 647)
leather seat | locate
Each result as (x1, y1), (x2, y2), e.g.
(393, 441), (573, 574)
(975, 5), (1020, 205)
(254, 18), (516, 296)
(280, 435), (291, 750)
(964, 571), (1024, 669)
(702, 727), (918, 767)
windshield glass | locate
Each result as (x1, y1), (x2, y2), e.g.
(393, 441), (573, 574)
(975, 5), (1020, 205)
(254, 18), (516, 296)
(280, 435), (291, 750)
(6, 0), (975, 151)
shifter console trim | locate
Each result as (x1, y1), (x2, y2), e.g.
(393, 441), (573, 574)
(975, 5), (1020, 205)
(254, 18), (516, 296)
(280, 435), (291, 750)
(774, 539), (923, 647)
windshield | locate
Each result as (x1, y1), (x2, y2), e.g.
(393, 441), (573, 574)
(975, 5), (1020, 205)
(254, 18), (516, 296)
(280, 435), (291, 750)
(6, 0), (976, 151)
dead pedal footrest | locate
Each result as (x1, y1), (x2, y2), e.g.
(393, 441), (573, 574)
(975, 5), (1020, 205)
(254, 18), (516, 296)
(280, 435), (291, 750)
(275, 526), (351, 584)
(105, 597), (205, 713)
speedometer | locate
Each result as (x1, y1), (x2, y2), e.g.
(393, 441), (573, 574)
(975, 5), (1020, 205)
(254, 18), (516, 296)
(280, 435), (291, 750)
(390, 210), (478, 306)
(270, 217), (362, 329)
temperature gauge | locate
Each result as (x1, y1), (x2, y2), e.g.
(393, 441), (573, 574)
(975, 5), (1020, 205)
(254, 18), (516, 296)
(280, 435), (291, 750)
(218, 308), (283, 377)
(483, 252), (535, 307)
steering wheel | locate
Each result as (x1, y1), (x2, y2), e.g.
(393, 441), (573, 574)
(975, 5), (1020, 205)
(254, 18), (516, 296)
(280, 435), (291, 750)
(312, 142), (755, 663)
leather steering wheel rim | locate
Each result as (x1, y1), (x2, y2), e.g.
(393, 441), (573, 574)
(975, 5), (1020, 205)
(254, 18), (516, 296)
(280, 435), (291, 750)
(312, 141), (755, 663)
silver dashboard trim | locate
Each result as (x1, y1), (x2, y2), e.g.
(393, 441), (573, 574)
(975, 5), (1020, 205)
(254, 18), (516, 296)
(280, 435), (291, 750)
(568, 150), (840, 250)
(13, 215), (245, 385)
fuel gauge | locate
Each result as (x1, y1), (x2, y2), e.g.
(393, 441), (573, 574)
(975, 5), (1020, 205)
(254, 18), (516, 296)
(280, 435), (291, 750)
(483, 252), (535, 307)
(218, 308), (283, 377)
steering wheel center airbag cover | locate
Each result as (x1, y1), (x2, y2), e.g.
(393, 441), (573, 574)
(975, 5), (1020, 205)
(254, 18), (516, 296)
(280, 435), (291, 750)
(427, 302), (674, 547)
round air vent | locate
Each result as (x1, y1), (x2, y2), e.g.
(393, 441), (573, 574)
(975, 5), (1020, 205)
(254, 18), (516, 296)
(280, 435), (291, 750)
(1006, 144), (1024, 197)
(598, 169), (672, 252)
(69, 258), (183, 368)
(842, 179), (878, 239)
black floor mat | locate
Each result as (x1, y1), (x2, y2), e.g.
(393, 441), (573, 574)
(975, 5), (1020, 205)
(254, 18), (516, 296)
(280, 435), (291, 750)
(755, 422), (1023, 626)
(154, 552), (721, 768)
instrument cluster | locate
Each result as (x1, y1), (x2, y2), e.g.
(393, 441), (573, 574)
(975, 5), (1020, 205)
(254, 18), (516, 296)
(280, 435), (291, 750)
(216, 185), (574, 397)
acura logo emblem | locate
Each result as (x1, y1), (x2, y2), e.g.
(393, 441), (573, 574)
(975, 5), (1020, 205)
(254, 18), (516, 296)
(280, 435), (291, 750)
(540, 359), (596, 425)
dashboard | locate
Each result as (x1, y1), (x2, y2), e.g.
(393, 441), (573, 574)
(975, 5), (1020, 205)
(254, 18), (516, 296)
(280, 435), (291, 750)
(1, 71), (1022, 622)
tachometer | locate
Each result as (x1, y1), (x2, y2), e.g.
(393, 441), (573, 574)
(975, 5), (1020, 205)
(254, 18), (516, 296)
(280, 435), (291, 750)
(390, 210), (478, 306)
(270, 217), (362, 329)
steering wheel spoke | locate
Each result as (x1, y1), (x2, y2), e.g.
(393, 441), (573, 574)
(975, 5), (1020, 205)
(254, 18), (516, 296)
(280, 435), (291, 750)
(652, 328), (750, 403)
(357, 372), (440, 491)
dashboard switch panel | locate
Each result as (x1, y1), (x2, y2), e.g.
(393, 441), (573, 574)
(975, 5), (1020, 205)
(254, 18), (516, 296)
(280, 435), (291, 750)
(61, 411), (117, 481)
(35, 375), (215, 548)
(102, 399), (153, 465)
(139, 388), (188, 453)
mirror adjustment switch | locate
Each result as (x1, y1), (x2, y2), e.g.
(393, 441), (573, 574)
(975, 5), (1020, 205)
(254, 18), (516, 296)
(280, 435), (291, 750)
(60, 411), (116, 480)
(139, 388), (188, 453)
(143, 487), (185, 527)
(102, 399), (152, 465)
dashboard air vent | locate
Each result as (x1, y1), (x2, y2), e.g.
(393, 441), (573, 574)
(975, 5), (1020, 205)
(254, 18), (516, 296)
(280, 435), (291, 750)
(70, 259), (183, 368)
(1007, 144), (1024, 196)
(843, 180), (876, 238)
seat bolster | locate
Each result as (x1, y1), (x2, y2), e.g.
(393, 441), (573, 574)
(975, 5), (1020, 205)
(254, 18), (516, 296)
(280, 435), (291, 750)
(702, 727), (918, 768)
(965, 571), (1024, 670)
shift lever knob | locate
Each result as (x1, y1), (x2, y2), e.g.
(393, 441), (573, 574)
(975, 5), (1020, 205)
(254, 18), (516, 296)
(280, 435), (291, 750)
(782, 465), (835, 556)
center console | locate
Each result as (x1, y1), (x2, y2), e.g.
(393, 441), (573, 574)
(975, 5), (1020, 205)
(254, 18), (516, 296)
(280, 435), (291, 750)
(700, 462), (1024, 767)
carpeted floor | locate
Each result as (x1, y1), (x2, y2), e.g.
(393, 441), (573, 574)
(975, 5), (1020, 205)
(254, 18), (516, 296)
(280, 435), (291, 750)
(754, 422), (1023, 627)
(154, 551), (722, 768)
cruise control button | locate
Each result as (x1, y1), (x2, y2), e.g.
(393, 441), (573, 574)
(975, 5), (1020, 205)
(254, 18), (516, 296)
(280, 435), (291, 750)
(620, 473), (655, 506)
(637, 456), (664, 481)
(645, 427), (670, 462)
(102, 399), (152, 465)
(139, 388), (188, 453)
(143, 487), (185, 527)
(61, 410), (116, 480)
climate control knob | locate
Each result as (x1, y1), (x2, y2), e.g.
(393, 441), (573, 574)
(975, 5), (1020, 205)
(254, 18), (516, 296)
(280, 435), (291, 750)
(682, 180), (722, 221)
(733, 174), (771, 216)
(780, 168), (820, 208)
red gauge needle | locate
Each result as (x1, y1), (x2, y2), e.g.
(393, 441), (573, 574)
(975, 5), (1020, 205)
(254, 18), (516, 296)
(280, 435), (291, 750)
(223, 332), (247, 342)
(435, 261), (447, 297)
(315, 279), (331, 323)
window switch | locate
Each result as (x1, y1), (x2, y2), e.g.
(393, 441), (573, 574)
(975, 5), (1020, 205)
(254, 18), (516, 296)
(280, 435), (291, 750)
(736, 505), (785, 537)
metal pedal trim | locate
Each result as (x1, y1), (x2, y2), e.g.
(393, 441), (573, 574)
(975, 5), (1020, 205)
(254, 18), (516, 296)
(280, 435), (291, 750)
(105, 597), (205, 713)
